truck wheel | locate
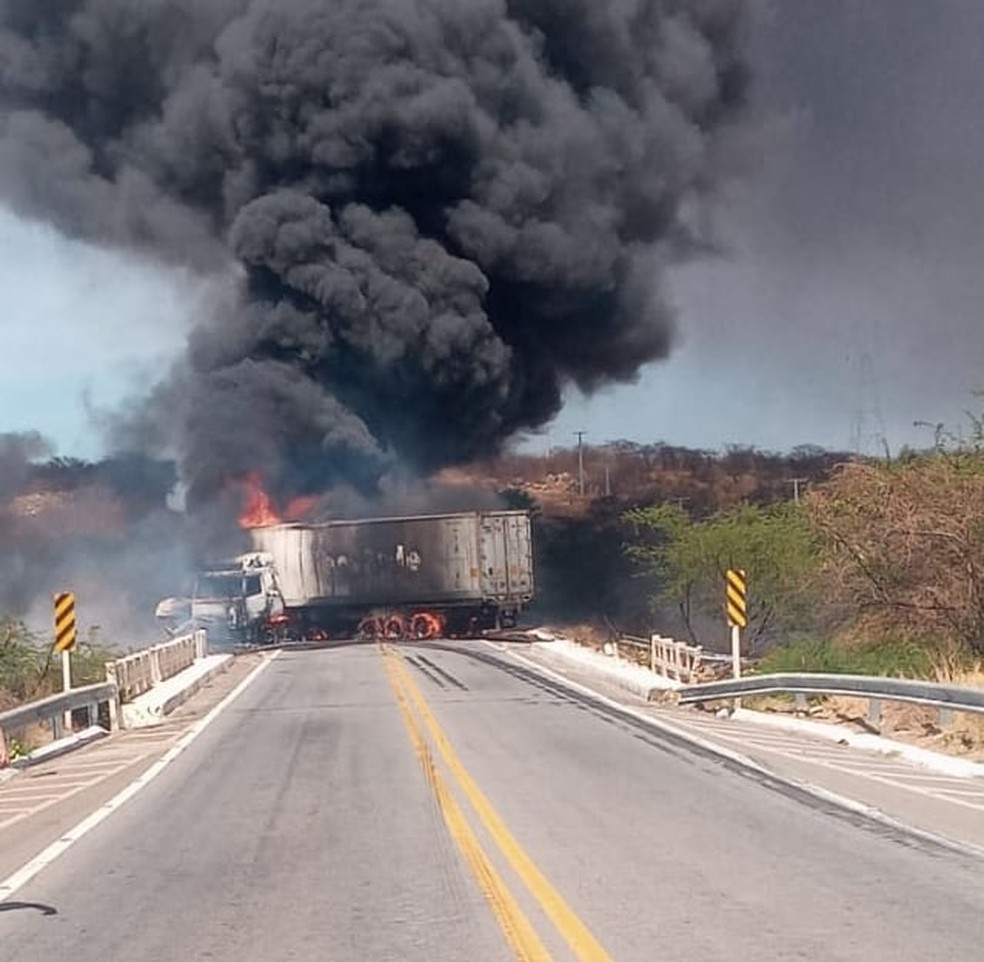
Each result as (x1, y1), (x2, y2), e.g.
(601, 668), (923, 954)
(384, 615), (407, 641)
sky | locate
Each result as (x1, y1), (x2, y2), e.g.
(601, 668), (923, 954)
(538, 1), (984, 456)
(3, 2), (984, 462)
(0, 207), (208, 457)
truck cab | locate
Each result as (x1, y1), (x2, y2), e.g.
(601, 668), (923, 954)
(157, 552), (285, 646)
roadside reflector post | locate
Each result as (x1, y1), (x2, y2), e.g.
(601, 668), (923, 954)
(54, 591), (78, 734)
(868, 698), (882, 731)
(62, 649), (72, 731)
(725, 569), (747, 712)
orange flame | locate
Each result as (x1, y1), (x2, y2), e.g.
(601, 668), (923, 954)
(238, 472), (282, 529)
(411, 611), (445, 640)
(284, 495), (318, 521)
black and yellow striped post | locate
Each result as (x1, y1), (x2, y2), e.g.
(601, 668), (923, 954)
(725, 569), (747, 630)
(54, 592), (77, 653)
(54, 592), (77, 729)
(725, 569), (747, 686)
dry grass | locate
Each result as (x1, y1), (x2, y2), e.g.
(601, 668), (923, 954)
(542, 622), (612, 652)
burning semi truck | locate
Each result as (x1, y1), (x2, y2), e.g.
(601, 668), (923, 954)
(156, 510), (535, 645)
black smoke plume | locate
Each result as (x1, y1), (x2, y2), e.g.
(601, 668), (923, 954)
(0, 0), (752, 505)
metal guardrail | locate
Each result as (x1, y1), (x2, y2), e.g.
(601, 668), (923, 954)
(0, 630), (211, 767)
(0, 682), (119, 749)
(676, 672), (984, 728)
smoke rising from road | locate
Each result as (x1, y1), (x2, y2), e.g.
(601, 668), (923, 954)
(0, 0), (753, 504)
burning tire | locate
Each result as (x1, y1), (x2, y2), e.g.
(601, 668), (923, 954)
(411, 612), (444, 640)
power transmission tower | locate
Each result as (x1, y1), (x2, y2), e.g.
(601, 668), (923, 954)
(574, 431), (587, 496)
(850, 352), (889, 458)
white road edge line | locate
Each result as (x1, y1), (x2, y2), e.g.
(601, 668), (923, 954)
(485, 642), (984, 862)
(0, 651), (279, 902)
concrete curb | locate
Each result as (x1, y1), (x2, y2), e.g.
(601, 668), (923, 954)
(0, 727), (110, 780)
(123, 655), (233, 729)
(528, 638), (678, 701)
(160, 656), (232, 716)
(731, 707), (984, 779)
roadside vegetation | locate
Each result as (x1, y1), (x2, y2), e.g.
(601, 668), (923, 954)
(0, 615), (116, 711)
(471, 420), (984, 684)
(619, 411), (984, 681)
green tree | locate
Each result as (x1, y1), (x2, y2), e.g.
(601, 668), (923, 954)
(625, 502), (822, 648)
(0, 617), (46, 701)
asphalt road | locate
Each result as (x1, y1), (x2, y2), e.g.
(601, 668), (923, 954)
(2, 642), (983, 962)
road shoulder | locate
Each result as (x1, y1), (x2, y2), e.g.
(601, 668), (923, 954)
(499, 640), (984, 856)
(0, 653), (266, 883)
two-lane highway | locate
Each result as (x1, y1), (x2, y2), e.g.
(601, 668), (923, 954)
(2, 643), (983, 961)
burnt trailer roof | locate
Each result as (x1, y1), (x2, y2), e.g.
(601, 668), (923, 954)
(258, 509), (532, 531)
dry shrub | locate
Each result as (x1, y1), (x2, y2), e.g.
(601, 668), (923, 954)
(545, 622), (613, 652)
(807, 456), (984, 661)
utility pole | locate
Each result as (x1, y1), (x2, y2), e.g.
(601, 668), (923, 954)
(785, 478), (808, 505)
(574, 431), (587, 496)
(604, 463), (611, 497)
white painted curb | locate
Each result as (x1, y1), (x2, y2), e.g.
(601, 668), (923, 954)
(122, 654), (232, 729)
(528, 637), (679, 700)
(732, 707), (984, 780)
(10, 726), (109, 773)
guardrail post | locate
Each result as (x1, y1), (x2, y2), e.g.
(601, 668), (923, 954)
(794, 692), (808, 712)
(649, 635), (656, 674)
(939, 707), (954, 728)
(108, 690), (120, 730)
(868, 698), (882, 730)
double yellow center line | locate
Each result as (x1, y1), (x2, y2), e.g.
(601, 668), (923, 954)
(381, 646), (614, 962)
